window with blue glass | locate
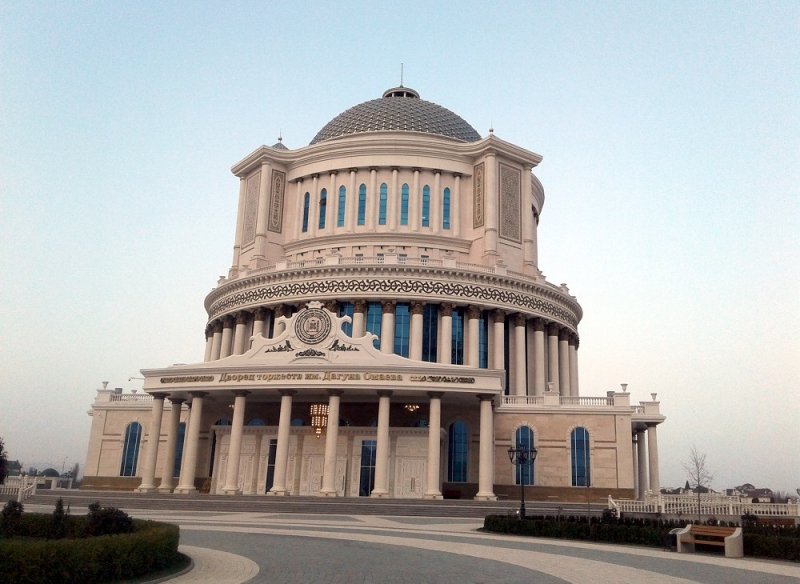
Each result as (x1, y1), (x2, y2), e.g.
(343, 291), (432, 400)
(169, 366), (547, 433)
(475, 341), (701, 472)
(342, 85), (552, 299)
(173, 422), (186, 477)
(448, 421), (468, 482)
(302, 192), (310, 232)
(366, 302), (382, 348)
(400, 183), (409, 225)
(422, 185), (430, 227)
(338, 302), (354, 337)
(443, 187), (451, 229)
(359, 440), (377, 496)
(571, 427), (591, 487)
(247, 418), (266, 426)
(421, 304), (438, 362)
(394, 303), (410, 357)
(337, 186), (346, 227)
(515, 426), (535, 485)
(119, 422), (142, 477)
(318, 188), (327, 229)
(478, 311), (489, 368)
(451, 307), (464, 365)
(358, 184), (367, 225)
(378, 183), (388, 225)
(264, 438), (278, 493)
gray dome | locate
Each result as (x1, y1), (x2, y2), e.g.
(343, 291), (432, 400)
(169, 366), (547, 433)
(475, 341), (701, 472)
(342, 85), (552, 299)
(310, 87), (481, 145)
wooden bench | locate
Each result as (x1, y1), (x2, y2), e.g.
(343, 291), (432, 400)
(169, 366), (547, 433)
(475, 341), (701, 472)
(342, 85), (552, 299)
(676, 525), (743, 558)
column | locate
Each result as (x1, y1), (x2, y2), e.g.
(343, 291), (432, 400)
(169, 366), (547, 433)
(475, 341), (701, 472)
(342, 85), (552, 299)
(220, 316), (234, 359)
(513, 314), (527, 396)
(371, 391), (392, 497)
(203, 328), (213, 362)
(424, 392), (443, 499)
(294, 178), (304, 240)
(647, 424), (660, 495)
(136, 393), (167, 492)
(251, 308), (266, 340)
(253, 161), (272, 262)
(532, 319), (545, 395)
(632, 437), (639, 499)
(568, 336), (579, 396)
(388, 167), (398, 230)
(409, 302), (424, 361)
(547, 324), (560, 394)
(319, 390), (342, 496)
(431, 170), (441, 234)
(452, 173), (461, 237)
(158, 398), (184, 493)
(222, 391), (249, 494)
(380, 301), (395, 354)
(327, 171), (337, 235)
(636, 430), (648, 499)
(230, 177), (246, 273)
(352, 300), (366, 337)
(411, 168), (420, 231)
(367, 168), (377, 230)
(439, 303), (453, 364)
(484, 153), (498, 257)
(474, 394), (497, 500)
(210, 321), (223, 361)
(175, 392), (207, 494)
(269, 390), (295, 496)
(559, 330), (571, 397)
(309, 174), (319, 238)
(492, 310), (505, 370)
(273, 305), (287, 336)
(466, 306), (480, 367)
(346, 168), (357, 231)
(521, 164), (535, 271)
(232, 312), (249, 355)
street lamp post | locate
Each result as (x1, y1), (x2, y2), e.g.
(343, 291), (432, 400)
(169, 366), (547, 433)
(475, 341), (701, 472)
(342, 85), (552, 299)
(507, 445), (537, 520)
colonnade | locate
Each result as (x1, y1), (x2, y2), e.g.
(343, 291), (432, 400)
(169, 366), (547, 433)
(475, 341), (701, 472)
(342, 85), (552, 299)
(632, 425), (660, 500)
(203, 301), (580, 397)
(136, 388), (498, 500)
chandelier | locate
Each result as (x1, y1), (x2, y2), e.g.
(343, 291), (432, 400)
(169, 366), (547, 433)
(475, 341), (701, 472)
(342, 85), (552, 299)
(310, 403), (328, 437)
(403, 404), (420, 413)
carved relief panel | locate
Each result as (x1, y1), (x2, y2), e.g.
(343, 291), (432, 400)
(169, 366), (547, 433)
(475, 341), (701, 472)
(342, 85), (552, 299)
(499, 163), (521, 243)
(242, 171), (261, 245)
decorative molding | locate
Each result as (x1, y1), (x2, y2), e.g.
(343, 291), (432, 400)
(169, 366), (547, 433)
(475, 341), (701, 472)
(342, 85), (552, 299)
(328, 339), (358, 352)
(242, 171), (261, 245)
(295, 348), (325, 357)
(264, 340), (293, 353)
(499, 163), (521, 243)
(473, 162), (485, 228)
(268, 169), (286, 234)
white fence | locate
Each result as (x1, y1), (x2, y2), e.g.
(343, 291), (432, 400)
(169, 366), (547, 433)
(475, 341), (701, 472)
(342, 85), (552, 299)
(0, 476), (38, 503)
(609, 493), (800, 518)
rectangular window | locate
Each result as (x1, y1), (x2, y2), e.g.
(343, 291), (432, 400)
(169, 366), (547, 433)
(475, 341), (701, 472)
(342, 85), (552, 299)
(420, 255), (429, 265)
(338, 302), (354, 337)
(359, 440), (377, 496)
(265, 439), (278, 492)
(421, 304), (438, 362)
(378, 183), (388, 225)
(358, 184), (367, 226)
(394, 303), (410, 357)
(355, 254), (364, 264)
(377, 253), (385, 264)
(337, 186), (346, 227)
(366, 302), (382, 349)
(398, 253), (407, 264)
(451, 307), (464, 365)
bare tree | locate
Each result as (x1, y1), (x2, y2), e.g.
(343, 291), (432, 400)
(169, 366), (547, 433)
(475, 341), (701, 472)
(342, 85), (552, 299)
(0, 437), (7, 484)
(682, 445), (713, 522)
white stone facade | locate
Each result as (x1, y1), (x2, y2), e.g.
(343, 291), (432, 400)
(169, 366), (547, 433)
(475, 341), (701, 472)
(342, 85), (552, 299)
(84, 87), (664, 501)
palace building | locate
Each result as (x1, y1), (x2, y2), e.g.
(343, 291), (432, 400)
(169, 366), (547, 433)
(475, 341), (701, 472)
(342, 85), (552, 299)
(84, 87), (665, 501)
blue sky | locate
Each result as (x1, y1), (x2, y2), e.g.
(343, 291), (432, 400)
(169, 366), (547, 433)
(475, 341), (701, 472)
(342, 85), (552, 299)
(1, 2), (798, 492)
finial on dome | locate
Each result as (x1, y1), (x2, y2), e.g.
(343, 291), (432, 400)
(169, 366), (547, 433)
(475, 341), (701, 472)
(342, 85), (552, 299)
(400, 62), (404, 87)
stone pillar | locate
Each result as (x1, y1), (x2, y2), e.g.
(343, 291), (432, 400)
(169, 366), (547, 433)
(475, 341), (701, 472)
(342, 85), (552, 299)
(409, 302), (424, 361)
(231, 177), (246, 273)
(452, 173), (461, 237)
(220, 316), (234, 359)
(352, 300), (366, 337)
(568, 336), (579, 396)
(474, 394), (497, 500)
(269, 390), (295, 496)
(319, 390), (343, 496)
(647, 425), (660, 495)
(294, 178), (305, 239)
(327, 171), (337, 235)
(632, 437), (639, 499)
(432, 170), (441, 234)
(232, 312), (249, 355)
(380, 301), (395, 354)
(558, 330), (571, 397)
(203, 329), (213, 362)
(222, 391), (249, 494)
(309, 174), (319, 238)
(273, 305), (287, 336)
(210, 321), (223, 361)
(158, 398), (184, 493)
(411, 168), (420, 231)
(175, 392), (207, 494)
(253, 161), (272, 262)
(492, 310), (505, 370)
(371, 391), (392, 497)
(389, 167), (398, 229)
(513, 314), (527, 396)
(522, 165), (535, 272)
(439, 303), (453, 364)
(484, 153), (498, 257)
(424, 392), (443, 499)
(136, 393), (167, 492)
(636, 430), (648, 499)
(532, 319), (546, 396)
(466, 306), (480, 367)
(368, 168), (377, 230)
(547, 324), (560, 394)
(251, 308), (265, 340)
(346, 168), (357, 231)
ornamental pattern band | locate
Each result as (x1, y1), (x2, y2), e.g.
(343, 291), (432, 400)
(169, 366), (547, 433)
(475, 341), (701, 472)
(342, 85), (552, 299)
(208, 278), (578, 327)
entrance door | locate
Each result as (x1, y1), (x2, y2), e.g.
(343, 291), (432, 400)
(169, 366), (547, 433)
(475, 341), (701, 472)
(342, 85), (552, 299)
(395, 458), (426, 498)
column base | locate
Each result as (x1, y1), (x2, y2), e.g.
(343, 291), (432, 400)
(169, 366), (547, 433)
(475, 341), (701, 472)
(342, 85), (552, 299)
(135, 485), (157, 493)
(474, 492), (498, 501)
(423, 492), (443, 500)
(173, 487), (198, 495)
(317, 490), (338, 497)
(157, 486), (174, 494)
(267, 489), (290, 496)
(370, 490), (390, 498)
(222, 488), (242, 495)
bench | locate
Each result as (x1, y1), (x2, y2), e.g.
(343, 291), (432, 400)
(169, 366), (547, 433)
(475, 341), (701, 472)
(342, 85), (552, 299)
(675, 525), (743, 558)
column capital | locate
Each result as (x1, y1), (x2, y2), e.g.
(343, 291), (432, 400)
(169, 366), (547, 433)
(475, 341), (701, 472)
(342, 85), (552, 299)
(222, 314), (235, 326)
(253, 307), (265, 319)
(547, 322), (561, 335)
(410, 301), (426, 315)
(189, 391), (208, 399)
(559, 329), (569, 341)
(476, 393), (496, 402)
(376, 390), (393, 398)
(532, 318), (545, 331)
(168, 397), (185, 406)
(354, 300), (367, 312)
(273, 305), (286, 317)
(150, 392), (169, 400)
(327, 389), (344, 397)
(278, 389), (297, 397)
(467, 305), (481, 319)
(381, 300), (396, 311)
(232, 390), (251, 398)
(427, 391), (444, 399)
(324, 300), (338, 312)
(236, 311), (249, 325)
(213, 320), (224, 333)
(513, 313), (526, 327)
(440, 303), (454, 317)
(492, 309), (506, 322)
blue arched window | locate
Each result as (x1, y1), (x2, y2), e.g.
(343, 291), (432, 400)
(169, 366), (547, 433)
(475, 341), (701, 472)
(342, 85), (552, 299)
(247, 418), (266, 426)
(400, 183), (409, 225)
(120, 422), (142, 477)
(318, 188), (327, 229)
(358, 184), (367, 225)
(443, 187), (451, 230)
(302, 192), (310, 232)
(378, 183), (388, 225)
(421, 304), (438, 362)
(571, 427), (591, 487)
(478, 310), (489, 368)
(337, 186), (346, 227)
(173, 422), (186, 477)
(394, 303), (410, 357)
(451, 307), (464, 365)
(448, 421), (468, 482)
(515, 426), (535, 486)
(422, 186), (431, 227)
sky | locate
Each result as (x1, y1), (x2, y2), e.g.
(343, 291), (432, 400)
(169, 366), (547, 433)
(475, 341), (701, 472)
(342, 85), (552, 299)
(1, 2), (798, 492)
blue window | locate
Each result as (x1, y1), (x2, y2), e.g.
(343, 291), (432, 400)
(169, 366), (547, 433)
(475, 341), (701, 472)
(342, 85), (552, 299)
(400, 183), (409, 225)
(337, 186), (346, 227)
(358, 184), (367, 225)
(302, 192), (310, 232)
(515, 427), (535, 486)
(571, 427), (591, 487)
(421, 304), (438, 362)
(338, 302), (354, 337)
(173, 422), (186, 477)
(120, 422), (142, 477)
(265, 438), (278, 493)
(247, 418), (266, 426)
(448, 421), (468, 482)
(422, 186), (430, 227)
(318, 188), (327, 229)
(359, 440), (377, 496)
(366, 302), (382, 348)
(378, 183), (388, 225)
(478, 311), (489, 368)
(394, 303), (410, 357)
(443, 187), (451, 230)
(451, 307), (464, 365)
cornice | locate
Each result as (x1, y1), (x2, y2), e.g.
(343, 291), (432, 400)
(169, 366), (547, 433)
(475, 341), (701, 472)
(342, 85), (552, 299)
(282, 232), (472, 255)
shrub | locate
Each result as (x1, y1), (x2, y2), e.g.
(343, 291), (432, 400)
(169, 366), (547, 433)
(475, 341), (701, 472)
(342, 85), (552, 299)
(1, 500), (23, 537)
(85, 501), (134, 536)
